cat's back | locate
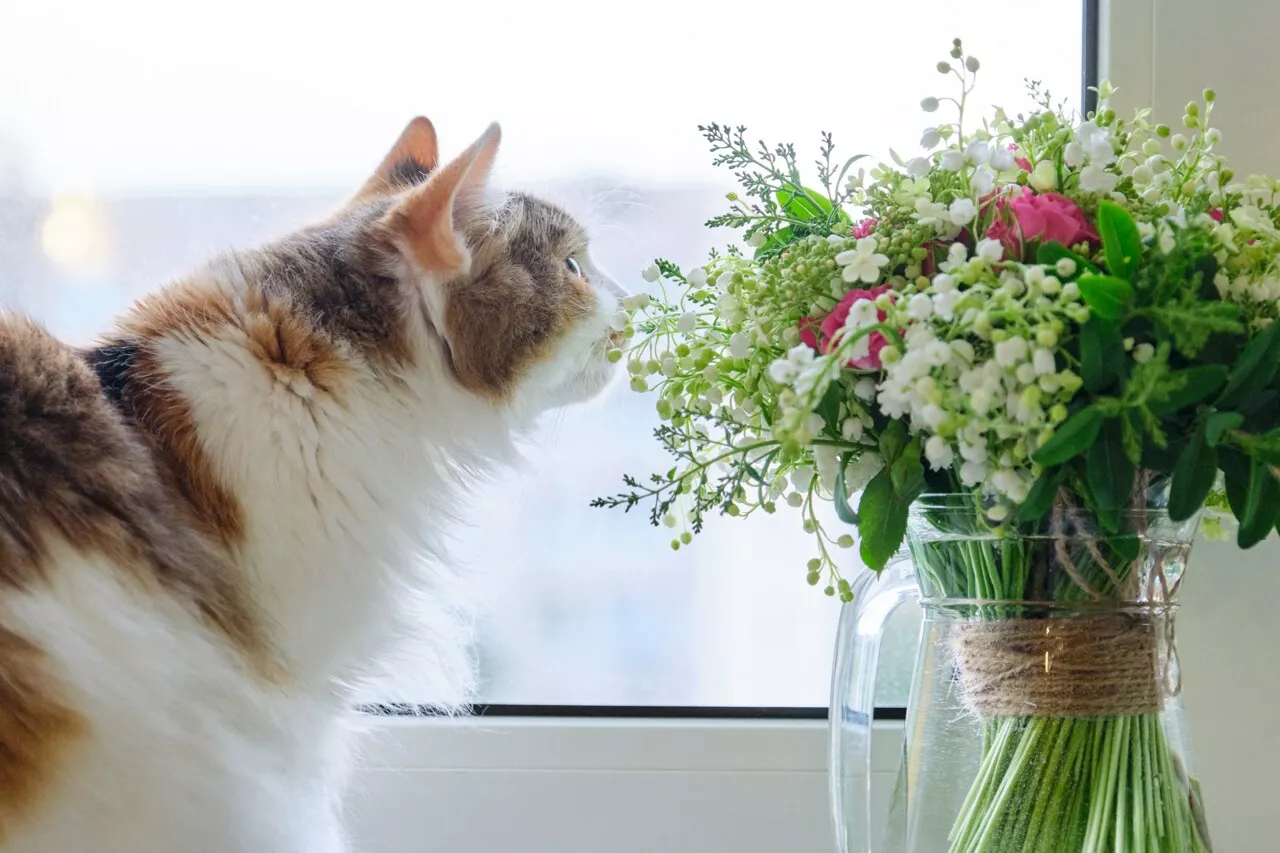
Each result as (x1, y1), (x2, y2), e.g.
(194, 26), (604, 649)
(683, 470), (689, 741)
(0, 315), (332, 852)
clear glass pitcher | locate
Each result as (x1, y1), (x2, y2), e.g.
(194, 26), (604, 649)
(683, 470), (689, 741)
(829, 495), (1211, 853)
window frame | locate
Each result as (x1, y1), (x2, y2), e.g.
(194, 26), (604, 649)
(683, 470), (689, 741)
(365, 0), (1101, 724)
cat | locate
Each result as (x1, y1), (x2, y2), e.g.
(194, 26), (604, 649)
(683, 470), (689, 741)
(0, 117), (626, 852)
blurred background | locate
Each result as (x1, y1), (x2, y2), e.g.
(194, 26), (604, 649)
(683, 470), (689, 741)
(0, 0), (1080, 707)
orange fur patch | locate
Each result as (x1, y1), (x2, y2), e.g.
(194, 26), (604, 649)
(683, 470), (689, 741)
(0, 627), (85, 841)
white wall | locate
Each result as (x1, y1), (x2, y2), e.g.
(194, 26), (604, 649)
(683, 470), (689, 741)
(1103, 1), (1280, 849)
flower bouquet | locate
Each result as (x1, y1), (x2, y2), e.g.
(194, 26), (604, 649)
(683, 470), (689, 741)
(593, 38), (1280, 852)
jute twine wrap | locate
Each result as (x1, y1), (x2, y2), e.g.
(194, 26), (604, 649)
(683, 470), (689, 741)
(951, 613), (1170, 718)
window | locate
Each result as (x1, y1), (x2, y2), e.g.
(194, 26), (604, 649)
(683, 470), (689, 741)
(1, 0), (1082, 710)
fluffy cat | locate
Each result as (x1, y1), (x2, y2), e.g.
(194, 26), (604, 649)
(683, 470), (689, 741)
(0, 118), (625, 851)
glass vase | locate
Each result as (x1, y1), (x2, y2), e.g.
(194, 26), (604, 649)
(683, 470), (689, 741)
(830, 494), (1211, 853)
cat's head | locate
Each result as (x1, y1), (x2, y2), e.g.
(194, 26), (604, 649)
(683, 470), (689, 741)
(340, 118), (626, 411)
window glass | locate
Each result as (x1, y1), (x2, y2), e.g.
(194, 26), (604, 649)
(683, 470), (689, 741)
(0, 0), (1082, 707)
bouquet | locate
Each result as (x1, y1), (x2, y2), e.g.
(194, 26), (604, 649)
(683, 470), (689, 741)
(592, 38), (1277, 852)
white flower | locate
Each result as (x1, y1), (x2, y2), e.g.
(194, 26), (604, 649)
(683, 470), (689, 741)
(933, 290), (960, 320)
(705, 387), (724, 405)
(989, 147), (1015, 172)
(790, 466), (814, 491)
(661, 357), (677, 376)
(843, 453), (884, 493)
(924, 435), (954, 470)
(1033, 348), (1056, 375)
(786, 492), (805, 508)
(1230, 205), (1280, 237)
(677, 312), (697, 334)
(846, 298), (880, 329)
(610, 310), (630, 331)
(1079, 164), (1119, 194)
(921, 127), (942, 149)
(746, 231), (767, 248)
(1132, 164), (1154, 186)
(836, 236), (891, 284)
(921, 403), (946, 429)
(729, 332), (750, 359)
(1063, 141), (1086, 168)
(907, 293), (934, 321)
(1016, 363), (1037, 384)
(842, 417), (865, 442)
(920, 97), (940, 112)
(716, 271), (737, 290)
(940, 149), (966, 172)
(906, 157), (931, 178)
(975, 238), (1004, 263)
(942, 242), (970, 271)
(970, 165), (996, 197)
(1029, 160), (1058, 192)
(1082, 133), (1116, 166)
(854, 377), (878, 401)
(964, 139), (990, 165)
(1055, 257), (1077, 278)
(813, 445), (840, 492)
(1133, 342), (1156, 364)
(960, 459), (989, 486)
(949, 198), (978, 226)
(687, 267), (708, 287)
(965, 56), (980, 72)
(995, 336), (1029, 367)
(970, 387), (993, 415)
(950, 339), (976, 364)
(641, 263), (661, 283)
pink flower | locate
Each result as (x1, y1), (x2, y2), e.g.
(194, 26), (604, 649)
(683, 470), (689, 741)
(852, 217), (878, 239)
(798, 316), (822, 350)
(1011, 144), (1032, 173)
(818, 284), (894, 370)
(985, 187), (1098, 260)
(1209, 208), (1224, 222)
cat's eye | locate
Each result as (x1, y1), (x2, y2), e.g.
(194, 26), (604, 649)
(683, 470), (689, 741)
(565, 257), (583, 277)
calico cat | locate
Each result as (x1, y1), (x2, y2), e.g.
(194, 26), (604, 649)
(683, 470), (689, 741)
(0, 118), (625, 851)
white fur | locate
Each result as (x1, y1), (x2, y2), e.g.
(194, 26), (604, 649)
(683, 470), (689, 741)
(2, 244), (624, 851)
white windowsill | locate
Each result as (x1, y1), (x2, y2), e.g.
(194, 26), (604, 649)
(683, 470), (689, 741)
(347, 715), (901, 853)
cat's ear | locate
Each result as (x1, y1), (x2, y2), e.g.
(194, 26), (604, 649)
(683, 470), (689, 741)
(351, 116), (440, 203)
(380, 122), (501, 275)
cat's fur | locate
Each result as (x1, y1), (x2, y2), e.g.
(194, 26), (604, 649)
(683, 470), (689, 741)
(0, 118), (625, 851)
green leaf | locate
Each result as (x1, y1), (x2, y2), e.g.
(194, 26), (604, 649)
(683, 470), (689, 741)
(1238, 459), (1280, 548)
(1079, 318), (1124, 393)
(1218, 318), (1280, 409)
(889, 438), (925, 497)
(755, 226), (795, 260)
(1036, 241), (1099, 274)
(1205, 412), (1244, 446)
(1148, 365), (1229, 416)
(1032, 406), (1104, 466)
(776, 187), (832, 222)
(832, 452), (859, 525)
(857, 467), (905, 571)
(1076, 273), (1135, 321)
(1097, 200), (1143, 280)
(1019, 468), (1065, 522)
(1220, 447), (1251, 519)
(816, 382), (843, 438)
(878, 420), (907, 464)
(1087, 418), (1135, 512)
(1169, 426), (1218, 522)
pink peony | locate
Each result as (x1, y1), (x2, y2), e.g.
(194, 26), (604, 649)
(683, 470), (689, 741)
(985, 187), (1098, 260)
(798, 316), (822, 350)
(818, 284), (894, 369)
(852, 217), (878, 239)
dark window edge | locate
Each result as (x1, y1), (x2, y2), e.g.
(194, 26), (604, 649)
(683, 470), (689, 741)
(359, 703), (907, 721)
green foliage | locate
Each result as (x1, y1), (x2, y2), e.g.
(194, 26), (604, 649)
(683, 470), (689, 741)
(1097, 200), (1143, 279)
(1076, 273), (1135, 320)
